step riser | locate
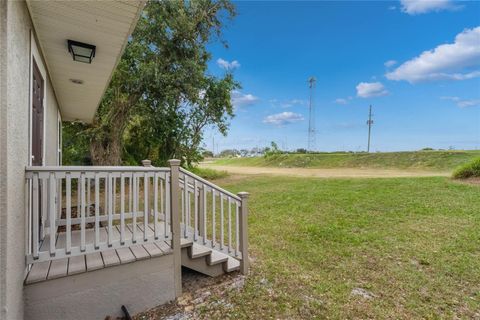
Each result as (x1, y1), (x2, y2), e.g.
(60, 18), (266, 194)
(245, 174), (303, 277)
(181, 248), (225, 277)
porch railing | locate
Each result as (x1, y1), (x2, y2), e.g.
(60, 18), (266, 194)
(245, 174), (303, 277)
(179, 168), (247, 260)
(25, 166), (172, 264)
(25, 160), (249, 274)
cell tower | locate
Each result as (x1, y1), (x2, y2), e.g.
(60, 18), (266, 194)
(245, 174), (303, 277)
(367, 105), (374, 153)
(307, 77), (316, 151)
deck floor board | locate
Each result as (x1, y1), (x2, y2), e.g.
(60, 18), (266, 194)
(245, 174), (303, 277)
(26, 222), (172, 284)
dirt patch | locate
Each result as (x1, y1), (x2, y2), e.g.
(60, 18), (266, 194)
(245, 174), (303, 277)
(200, 164), (450, 179)
(452, 177), (480, 185)
(134, 268), (245, 320)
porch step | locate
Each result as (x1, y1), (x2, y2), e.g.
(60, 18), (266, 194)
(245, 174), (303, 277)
(180, 240), (241, 277)
(190, 243), (212, 259)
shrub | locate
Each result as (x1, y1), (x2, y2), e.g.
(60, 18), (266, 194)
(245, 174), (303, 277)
(452, 157), (480, 179)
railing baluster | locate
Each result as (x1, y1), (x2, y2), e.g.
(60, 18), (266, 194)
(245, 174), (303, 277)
(228, 197), (232, 253)
(129, 174), (133, 216)
(66, 173), (71, 254)
(120, 173), (125, 245)
(41, 176), (47, 240)
(32, 174), (39, 259)
(203, 185), (207, 245)
(194, 180), (198, 241)
(80, 173), (86, 252)
(132, 173), (137, 242)
(107, 173), (113, 246)
(236, 202), (240, 256)
(144, 173), (148, 241)
(86, 177), (91, 212)
(212, 190), (216, 247)
(154, 172), (159, 239)
(165, 174), (170, 238)
(94, 173), (99, 249)
(57, 176), (62, 222)
(112, 177), (116, 217)
(183, 174), (188, 237)
(49, 173), (56, 256)
(104, 175), (108, 217)
(220, 194), (224, 250)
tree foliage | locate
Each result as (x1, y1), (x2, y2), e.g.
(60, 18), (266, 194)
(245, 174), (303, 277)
(63, 0), (238, 166)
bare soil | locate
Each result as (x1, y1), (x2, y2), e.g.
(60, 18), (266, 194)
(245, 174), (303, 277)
(200, 164), (450, 178)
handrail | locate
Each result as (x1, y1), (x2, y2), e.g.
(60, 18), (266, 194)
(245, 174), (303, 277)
(26, 166), (170, 172)
(179, 167), (241, 201)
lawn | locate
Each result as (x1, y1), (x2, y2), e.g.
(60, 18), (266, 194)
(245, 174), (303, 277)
(211, 150), (480, 172)
(197, 175), (480, 318)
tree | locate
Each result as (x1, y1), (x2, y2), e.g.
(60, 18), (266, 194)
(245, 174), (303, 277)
(65, 0), (238, 166)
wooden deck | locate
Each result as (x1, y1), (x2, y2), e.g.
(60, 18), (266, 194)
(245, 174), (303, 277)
(25, 223), (172, 284)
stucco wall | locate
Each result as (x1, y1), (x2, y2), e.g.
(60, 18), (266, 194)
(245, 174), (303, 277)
(0, 2), (60, 319)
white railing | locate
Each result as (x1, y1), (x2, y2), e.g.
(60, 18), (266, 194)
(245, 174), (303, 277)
(25, 166), (171, 264)
(25, 161), (249, 275)
(179, 168), (248, 262)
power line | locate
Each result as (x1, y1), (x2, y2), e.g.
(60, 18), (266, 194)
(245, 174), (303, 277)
(367, 105), (374, 153)
(307, 76), (316, 152)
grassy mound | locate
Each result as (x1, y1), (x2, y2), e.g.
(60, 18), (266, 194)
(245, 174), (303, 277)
(187, 166), (229, 180)
(452, 157), (480, 179)
(212, 150), (480, 172)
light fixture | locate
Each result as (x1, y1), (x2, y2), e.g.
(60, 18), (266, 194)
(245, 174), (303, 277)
(67, 40), (96, 64)
(69, 78), (84, 85)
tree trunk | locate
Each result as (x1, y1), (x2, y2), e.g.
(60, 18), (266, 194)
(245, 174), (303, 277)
(89, 97), (136, 166)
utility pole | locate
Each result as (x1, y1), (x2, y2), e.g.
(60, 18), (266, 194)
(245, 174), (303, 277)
(307, 77), (316, 152)
(212, 135), (215, 156)
(367, 105), (373, 153)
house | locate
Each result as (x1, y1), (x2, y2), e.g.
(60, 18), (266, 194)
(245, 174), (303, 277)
(0, 1), (249, 319)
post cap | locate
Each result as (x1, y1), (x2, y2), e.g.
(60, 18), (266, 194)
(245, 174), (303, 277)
(168, 159), (181, 166)
(141, 159), (152, 167)
(237, 191), (250, 198)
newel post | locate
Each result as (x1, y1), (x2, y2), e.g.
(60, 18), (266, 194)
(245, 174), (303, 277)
(237, 191), (250, 274)
(168, 159), (182, 296)
(141, 159), (152, 167)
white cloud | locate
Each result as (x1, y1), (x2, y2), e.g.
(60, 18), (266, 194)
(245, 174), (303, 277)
(441, 96), (480, 108)
(386, 27), (480, 83)
(400, 0), (460, 14)
(389, 5), (397, 10)
(356, 82), (389, 98)
(281, 99), (308, 108)
(217, 58), (240, 70)
(384, 60), (397, 68)
(334, 98), (349, 105)
(231, 90), (259, 108)
(263, 112), (304, 126)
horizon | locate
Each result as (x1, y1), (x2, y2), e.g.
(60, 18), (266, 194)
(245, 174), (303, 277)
(203, 0), (480, 153)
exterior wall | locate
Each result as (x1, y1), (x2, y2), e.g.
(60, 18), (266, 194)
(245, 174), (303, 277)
(0, 1), (60, 319)
(24, 254), (176, 320)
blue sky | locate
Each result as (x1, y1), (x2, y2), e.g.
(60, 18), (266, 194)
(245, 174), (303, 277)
(204, 0), (480, 153)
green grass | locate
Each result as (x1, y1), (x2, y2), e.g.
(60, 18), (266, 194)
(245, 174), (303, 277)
(211, 150), (480, 172)
(452, 157), (480, 179)
(187, 166), (229, 180)
(198, 175), (480, 319)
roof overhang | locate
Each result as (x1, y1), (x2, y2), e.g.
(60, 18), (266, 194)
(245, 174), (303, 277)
(26, 0), (145, 123)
